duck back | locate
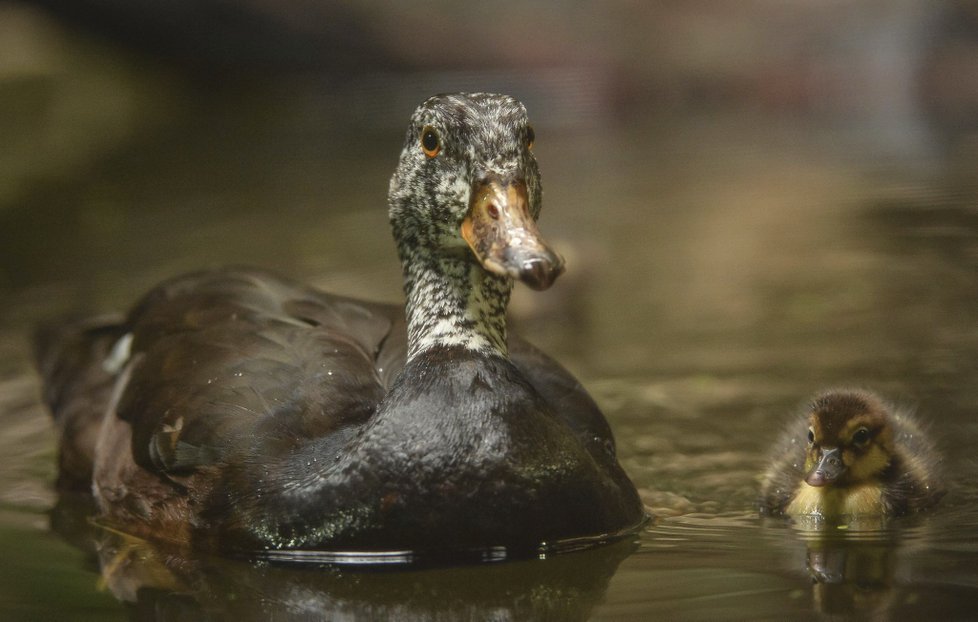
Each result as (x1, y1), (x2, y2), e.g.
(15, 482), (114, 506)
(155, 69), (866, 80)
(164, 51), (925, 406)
(37, 268), (644, 552)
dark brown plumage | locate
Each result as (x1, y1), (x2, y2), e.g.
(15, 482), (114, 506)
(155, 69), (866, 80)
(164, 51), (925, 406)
(36, 94), (645, 555)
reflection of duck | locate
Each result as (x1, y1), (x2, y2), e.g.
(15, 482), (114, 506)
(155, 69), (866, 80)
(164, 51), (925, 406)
(35, 93), (644, 554)
(761, 389), (944, 519)
(84, 521), (636, 621)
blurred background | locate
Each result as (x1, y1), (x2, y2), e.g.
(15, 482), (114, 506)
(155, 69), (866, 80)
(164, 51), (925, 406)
(1, 1), (978, 620)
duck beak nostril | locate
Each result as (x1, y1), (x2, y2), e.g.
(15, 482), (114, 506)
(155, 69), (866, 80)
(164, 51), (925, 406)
(461, 175), (563, 290)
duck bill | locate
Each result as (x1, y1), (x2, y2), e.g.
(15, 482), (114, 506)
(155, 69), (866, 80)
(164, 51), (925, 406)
(805, 447), (845, 487)
(460, 176), (564, 290)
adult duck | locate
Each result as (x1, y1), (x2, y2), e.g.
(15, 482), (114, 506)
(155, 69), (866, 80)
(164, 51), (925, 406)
(760, 389), (944, 519)
(36, 93), (645, 555)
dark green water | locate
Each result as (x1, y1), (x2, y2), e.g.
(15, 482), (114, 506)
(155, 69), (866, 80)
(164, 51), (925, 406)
(2, 4), (978, 620)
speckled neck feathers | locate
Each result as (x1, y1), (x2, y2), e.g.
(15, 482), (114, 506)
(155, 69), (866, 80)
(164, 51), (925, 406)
(399, 249), (512, 360)
(387, 93), (542, 362)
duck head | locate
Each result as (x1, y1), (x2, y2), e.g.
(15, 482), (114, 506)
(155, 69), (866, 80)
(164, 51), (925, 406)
(388, 93), (564, 291)
(802, 390), (896, 488)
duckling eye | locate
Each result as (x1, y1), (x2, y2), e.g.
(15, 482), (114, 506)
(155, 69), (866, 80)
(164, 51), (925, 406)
(526, 125), (535, 150)
(852, 427), (871, 445)
(420, 126), (441, 158)
(807, 428), (815, 444)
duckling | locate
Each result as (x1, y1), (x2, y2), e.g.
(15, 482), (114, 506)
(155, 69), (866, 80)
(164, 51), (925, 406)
(35, 93), (645, 554)
(761, 389), (944, 519)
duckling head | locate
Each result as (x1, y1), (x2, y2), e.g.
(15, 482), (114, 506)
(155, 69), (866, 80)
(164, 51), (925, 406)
(388, 93), (564, 291)
(803, 390), (896, 489)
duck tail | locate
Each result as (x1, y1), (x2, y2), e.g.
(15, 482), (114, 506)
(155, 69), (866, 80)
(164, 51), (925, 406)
(33, 314), (127, 491)
(33, 314), (126, 414)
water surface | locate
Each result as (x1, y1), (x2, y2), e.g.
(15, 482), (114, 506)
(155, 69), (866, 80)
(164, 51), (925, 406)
(2, 5), (977, 620)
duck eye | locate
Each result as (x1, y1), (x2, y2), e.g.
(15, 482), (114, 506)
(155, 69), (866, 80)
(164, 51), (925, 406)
(852, 427), (871, 445)
(526, 125), (535, 150)
(807, 428), (815, 444)
(420, 126), (440, 158)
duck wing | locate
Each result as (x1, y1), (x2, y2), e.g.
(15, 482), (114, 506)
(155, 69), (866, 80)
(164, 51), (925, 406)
(37, 269), (612, 484)
(508, 338), (616, 457)
(107, 268), (396, 475)
(34, 314), (128, 490)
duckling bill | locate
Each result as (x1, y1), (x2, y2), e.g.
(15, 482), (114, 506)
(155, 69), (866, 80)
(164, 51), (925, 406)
(761, 389), (944, 519)
(34, 93), (645, 555)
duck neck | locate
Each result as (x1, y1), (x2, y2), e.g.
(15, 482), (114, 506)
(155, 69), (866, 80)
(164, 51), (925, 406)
(400, 247), (512, 362)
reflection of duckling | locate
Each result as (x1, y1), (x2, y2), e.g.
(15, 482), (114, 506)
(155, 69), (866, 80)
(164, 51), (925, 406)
(761, 389), (945, 519)
(806, 536), (897, 616)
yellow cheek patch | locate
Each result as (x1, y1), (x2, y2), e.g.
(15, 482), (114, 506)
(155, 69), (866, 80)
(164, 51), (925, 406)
(847, 444), (891, 483)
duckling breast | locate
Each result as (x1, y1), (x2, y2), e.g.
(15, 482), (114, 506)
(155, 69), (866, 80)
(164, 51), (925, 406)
(786, 482), (885, 518)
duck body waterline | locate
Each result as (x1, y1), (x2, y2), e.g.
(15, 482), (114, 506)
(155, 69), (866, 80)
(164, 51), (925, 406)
(35, 94), (645, 554)
(760, 389), (944, 520)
